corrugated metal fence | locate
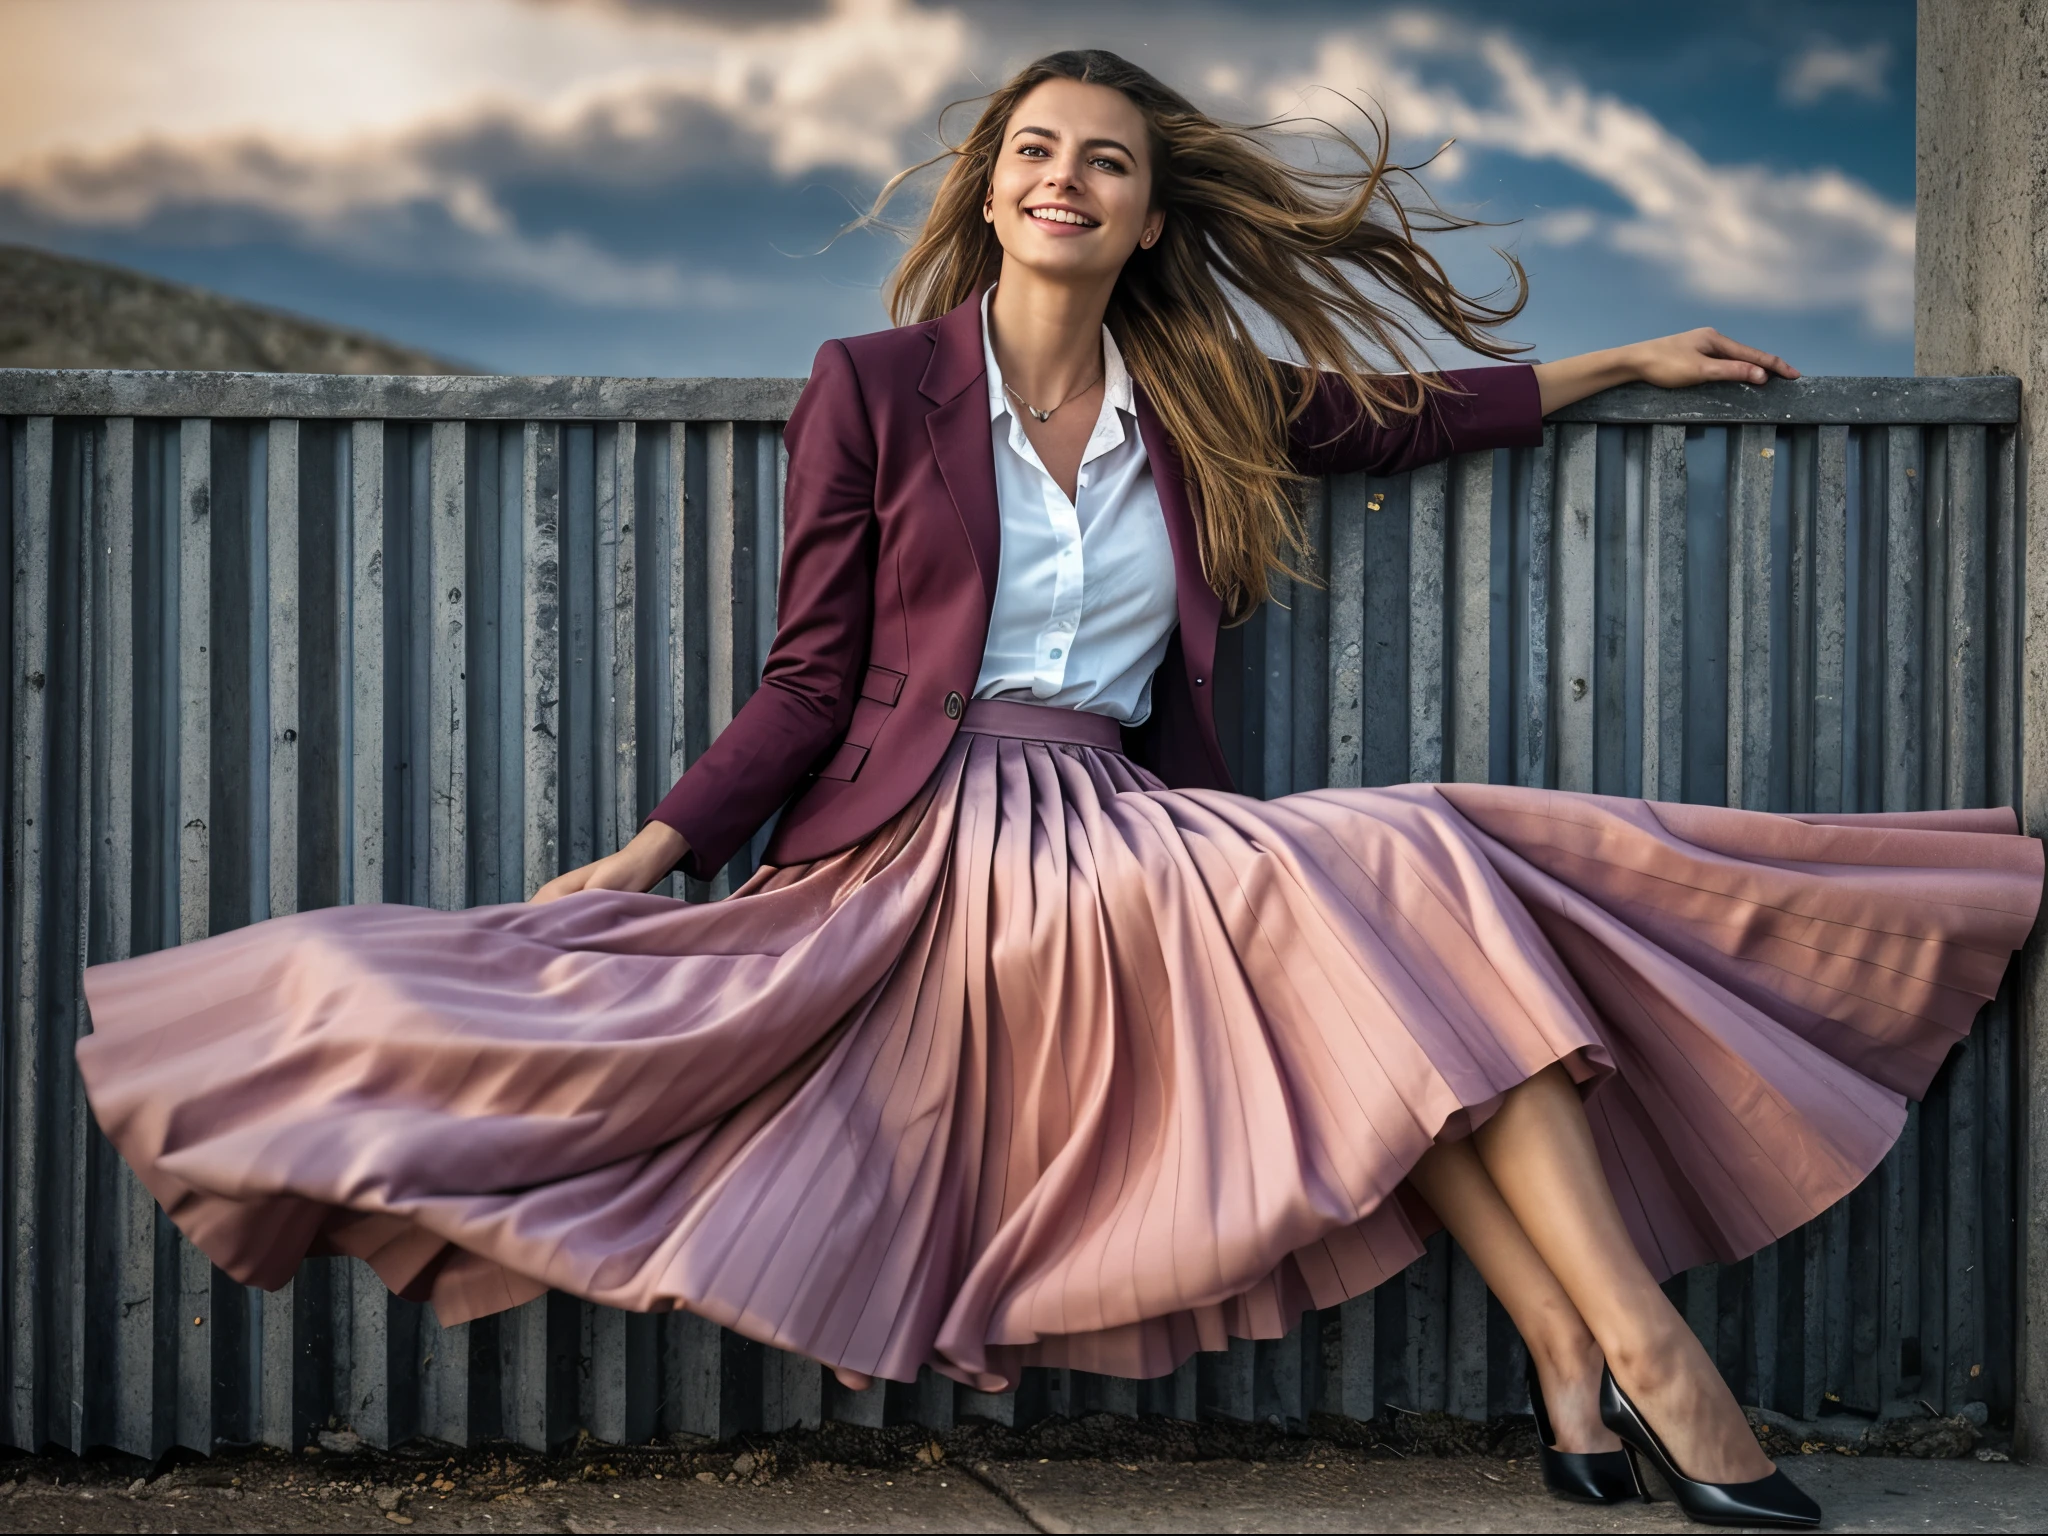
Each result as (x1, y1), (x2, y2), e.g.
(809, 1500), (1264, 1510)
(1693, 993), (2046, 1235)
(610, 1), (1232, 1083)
(0, 368), (2024, 1459)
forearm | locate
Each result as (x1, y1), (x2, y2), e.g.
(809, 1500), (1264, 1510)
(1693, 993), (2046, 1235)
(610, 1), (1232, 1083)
(1289, 364), (1546, 477)
(642, 675), (850, 878)
(1529, 328), (1797, 414)
(1531, 345), (1641, 417)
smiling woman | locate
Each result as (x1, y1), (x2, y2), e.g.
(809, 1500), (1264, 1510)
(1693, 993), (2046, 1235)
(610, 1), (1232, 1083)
(875, 52), (1542, 619)
(73, 43), (2032, 1536)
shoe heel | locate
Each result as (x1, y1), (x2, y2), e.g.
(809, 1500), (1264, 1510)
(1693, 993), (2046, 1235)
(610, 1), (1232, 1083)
(1597, 1365), (1819, 1529)
(1524, 1354), (1643, 1505)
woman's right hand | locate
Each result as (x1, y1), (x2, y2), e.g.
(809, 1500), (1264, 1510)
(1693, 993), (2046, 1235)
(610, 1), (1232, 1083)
(530, 822), (690, 903)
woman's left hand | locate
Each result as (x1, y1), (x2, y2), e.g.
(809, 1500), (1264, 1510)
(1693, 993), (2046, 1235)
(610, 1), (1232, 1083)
(1627, 326), (1800, 389)
(530, 821), (688, 903)
(1534, 327), (1799, 416)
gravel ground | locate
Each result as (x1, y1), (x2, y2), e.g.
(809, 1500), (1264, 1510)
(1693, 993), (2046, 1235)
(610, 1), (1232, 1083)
(0, 1408), (2031, 1534)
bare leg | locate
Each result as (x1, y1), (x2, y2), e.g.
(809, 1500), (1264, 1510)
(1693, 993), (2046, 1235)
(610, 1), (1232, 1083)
(1408, 1138), (1620, 1453)
(1470, 1065), (1773, 1484)
(833, 1367), (873, 1392)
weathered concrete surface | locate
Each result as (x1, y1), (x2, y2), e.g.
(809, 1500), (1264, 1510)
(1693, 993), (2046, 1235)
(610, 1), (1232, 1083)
(1917, 0), (2048, 1466)
(0, 1459), (1029, 1533)
(977, 1454), (2048, 1534)
(1540, 373), (2018, 424)
(0, 369), (2017, 425)
(0, 368), (809, 420)
(1, 1451), (2041, 1534)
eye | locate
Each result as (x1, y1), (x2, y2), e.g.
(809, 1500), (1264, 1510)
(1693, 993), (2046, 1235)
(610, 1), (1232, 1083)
(1090, 156), (1127, 174)
(1017, 143), (1050, 158)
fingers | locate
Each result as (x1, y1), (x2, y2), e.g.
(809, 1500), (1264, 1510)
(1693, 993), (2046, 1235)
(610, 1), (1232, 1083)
(1700, 356), (1770, 384)
(530, 868), (588, 903)
(1698, 328), (1799, 379)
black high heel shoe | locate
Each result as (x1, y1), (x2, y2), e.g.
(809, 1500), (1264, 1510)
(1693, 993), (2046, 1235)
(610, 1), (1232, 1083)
(1598, 1365), (1821, 1529)
(1524, 1356), (1644, 1503)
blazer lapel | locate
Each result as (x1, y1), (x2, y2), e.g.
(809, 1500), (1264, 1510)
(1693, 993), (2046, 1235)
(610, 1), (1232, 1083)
(1134, 385), (1221, 690)
(921, 291), (1001, 612)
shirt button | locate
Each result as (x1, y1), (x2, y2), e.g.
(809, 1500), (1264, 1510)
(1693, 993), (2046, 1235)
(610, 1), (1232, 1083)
(1193, 677), (1205, 687)
(1049, 647), (1063, 659)
(944, 691), (964, 719)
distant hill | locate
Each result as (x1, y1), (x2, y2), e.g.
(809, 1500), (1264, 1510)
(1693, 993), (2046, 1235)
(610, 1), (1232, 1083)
(0, 244), (478, 374)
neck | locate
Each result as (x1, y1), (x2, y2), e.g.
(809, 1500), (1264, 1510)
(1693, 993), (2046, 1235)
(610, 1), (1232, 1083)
(986, 258), (1112, 405)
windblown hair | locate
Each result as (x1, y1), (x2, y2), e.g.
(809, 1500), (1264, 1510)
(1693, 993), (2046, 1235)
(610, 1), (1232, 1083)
(872, 49), (1532, 619)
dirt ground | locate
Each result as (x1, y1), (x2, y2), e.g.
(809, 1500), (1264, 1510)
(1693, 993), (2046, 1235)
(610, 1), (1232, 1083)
(0, 1408), (2035, 1534)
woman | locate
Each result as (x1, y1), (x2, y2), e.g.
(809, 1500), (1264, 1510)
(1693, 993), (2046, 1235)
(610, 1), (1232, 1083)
(77, 51), (2039, 1530)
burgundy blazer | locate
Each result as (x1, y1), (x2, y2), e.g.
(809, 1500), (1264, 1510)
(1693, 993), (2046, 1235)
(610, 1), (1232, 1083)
(644, 291), (1545, 879)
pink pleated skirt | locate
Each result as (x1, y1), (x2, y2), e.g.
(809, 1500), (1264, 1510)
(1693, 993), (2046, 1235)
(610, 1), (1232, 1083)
(75, 699), (2044, 1392)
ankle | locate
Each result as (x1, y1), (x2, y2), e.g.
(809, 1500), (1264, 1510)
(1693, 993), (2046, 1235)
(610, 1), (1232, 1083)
(1603, 1316), (1693, 1395)
(1527, 1330), (1603, 1388)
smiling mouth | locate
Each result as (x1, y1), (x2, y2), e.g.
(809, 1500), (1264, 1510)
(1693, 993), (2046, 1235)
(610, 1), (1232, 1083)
(1027, 207), (1100, 228)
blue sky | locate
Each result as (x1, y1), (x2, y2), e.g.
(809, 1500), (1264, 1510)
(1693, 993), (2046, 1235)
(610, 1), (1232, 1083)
(0, 0), (1916, 378)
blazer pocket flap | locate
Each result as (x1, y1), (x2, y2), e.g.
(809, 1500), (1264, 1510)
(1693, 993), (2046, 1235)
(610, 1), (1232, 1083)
(815, 740), (869, 782)
(859, 665), (906, 706)
(843, 695), (894, 750)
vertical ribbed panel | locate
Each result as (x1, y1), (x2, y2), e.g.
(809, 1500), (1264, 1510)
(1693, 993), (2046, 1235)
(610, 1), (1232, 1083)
(0, 396), (2024, 1457)
(348, 422), (386, 908)
(1553, 425), (1597, 792)
(7, 417), (54, 1452)
(1514, 429), (1554, 789)
(88, 417), (166, 1459)
(1407, 460), (1447, 782)
(427, 421), (468, 913)
(1323, 475), (1367, 791)
(520, 421), (562, 901)
(1447, 452), (1492, 784)
(1807, 426), (1849, 814)
(1883, 425), (1926, 813)
(1639, 425), (1687, 801)
(1725, 425), (1775, 810)
(258, 417), (304, 1454)
(700, 421), (741, 900)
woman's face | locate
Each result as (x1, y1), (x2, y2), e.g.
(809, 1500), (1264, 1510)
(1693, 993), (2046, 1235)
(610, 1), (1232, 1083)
(985, 77), (1163, 286)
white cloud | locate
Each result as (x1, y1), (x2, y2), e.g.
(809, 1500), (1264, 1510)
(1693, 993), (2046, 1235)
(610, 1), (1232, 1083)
(1267, 13), (1914, 333)
(0, 0), (1911, 335)
(1528, 208), (1600, 246)
(1780, 40), (1891, 106)
(0, 0), (965, 306)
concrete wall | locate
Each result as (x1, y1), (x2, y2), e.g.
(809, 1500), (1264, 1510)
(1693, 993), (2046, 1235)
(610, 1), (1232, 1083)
(1917, 0), (2048, 1461)
(2, 371), (2026, 1457)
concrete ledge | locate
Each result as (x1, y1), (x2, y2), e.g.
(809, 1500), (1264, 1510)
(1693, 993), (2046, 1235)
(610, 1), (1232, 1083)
(1543, 373), (2021, 424)
(0, 368), (2021, 425)
(0, 369), (810, 420)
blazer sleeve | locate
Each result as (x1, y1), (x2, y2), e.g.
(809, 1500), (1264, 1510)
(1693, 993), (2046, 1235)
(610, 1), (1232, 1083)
(639, 339), (878, 880)
(1285, 362), (1545, 478)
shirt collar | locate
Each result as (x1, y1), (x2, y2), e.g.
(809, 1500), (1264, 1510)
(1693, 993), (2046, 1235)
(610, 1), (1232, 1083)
(981, 283), (1133, 423)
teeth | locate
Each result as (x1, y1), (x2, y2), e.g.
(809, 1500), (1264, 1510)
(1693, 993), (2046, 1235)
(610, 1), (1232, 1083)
(1030, 208), (1096, 227)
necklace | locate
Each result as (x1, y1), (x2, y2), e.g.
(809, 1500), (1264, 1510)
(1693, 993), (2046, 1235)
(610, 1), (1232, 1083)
(1003, 370), (1102, 423)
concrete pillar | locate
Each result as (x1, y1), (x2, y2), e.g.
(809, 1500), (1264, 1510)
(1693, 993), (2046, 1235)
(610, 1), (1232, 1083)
(1916, 0), (2048, 1461)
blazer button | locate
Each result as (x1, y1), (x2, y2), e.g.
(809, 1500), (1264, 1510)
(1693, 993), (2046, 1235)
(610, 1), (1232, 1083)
(944, 690), (965, 719)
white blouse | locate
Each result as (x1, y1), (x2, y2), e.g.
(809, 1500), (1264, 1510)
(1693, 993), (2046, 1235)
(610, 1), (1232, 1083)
(972, 286), (1180, 726)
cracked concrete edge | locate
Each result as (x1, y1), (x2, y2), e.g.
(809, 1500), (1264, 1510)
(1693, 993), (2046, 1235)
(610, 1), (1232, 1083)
(969, 1460), (1070, 1536)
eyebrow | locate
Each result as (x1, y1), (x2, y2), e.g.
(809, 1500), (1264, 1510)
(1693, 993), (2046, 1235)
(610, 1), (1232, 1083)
(1009, 126), (1136, 157)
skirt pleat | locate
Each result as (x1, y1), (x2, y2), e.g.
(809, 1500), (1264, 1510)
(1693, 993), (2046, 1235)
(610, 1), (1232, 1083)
(76, 730), (2042, 1391)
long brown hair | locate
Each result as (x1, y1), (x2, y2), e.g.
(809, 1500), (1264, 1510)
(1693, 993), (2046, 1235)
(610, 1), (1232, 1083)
(872, 49), (1532, 619)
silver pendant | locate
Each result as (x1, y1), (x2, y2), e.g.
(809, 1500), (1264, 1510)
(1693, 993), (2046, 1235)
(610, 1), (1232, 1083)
(1026, 404), (1052, 422)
